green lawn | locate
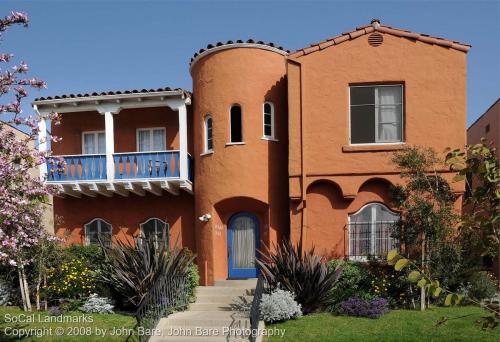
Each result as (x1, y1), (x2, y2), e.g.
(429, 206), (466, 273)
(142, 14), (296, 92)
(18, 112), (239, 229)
(0, 306), (136, 341)
(266, 306), (500, 342)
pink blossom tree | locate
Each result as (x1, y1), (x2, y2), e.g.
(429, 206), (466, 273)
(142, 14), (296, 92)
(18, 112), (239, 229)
(0, 11), (59, 311)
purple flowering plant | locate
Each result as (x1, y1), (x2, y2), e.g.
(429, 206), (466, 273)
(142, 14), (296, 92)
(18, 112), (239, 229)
(338, 295), (389, 319)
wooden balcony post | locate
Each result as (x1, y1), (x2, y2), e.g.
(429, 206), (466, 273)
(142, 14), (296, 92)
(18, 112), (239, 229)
(178, 102), (188, 181)
(104, 111), (115, 182)
(35, 106), (48, 181)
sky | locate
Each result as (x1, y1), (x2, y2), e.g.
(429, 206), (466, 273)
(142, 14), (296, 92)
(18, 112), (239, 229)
(1, 0), (499, 127)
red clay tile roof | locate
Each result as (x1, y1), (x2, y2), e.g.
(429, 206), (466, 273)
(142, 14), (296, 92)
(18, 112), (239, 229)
(289, 21), (471, 58)
(190, 39), (289, 65)
(33, 87), (190, 102)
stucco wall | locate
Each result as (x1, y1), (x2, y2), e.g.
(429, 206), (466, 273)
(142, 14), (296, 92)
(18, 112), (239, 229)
(53, 192), (195, 251)
(51, 106), (185, 155)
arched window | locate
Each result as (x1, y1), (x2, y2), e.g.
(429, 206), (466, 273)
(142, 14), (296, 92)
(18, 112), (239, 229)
(348, 203), (399, 259)
(140, 218), (169, 248)
(204, 115), (213, 152)
(230, 105), (243, 143)
(84, 218), (112, 247)
(263, 102), (275, 139)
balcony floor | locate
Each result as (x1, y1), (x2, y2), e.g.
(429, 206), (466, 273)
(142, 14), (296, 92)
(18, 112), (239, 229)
(49, 179), (192, 198)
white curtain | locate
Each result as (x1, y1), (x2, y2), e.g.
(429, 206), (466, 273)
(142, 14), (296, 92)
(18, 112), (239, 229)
(377, 87), (402, 142)
(138, 130), (151, 152)
(153, 129), (165, 151)
(83, 133), (95, 154)
(232, 216), (255, 268)
(97, 133), (106, 154)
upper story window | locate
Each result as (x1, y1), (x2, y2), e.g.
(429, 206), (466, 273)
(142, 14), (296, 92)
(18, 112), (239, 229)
(140, 218), (169, 249)
(205, 115), (213, 152)
(230, 105), (243, 143)
(137, 128), (166, 152)
(82, 131), (105, 154)
(348, 203), (399, 260)
(350, 85), (403, 144)
(263, 102), (275, 139)
(84, 218), (112, 247)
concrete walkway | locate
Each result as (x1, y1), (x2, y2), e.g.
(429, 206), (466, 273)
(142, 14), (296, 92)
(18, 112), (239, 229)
(152, 279), (257, 342)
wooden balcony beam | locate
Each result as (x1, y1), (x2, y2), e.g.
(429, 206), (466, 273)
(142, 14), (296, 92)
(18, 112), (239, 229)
(160, 180), (179, 196)
(142, 181), (162, 196)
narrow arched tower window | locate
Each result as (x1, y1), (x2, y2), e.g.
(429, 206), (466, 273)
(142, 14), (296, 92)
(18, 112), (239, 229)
(205, 115), (213, 152)
(230, 105), (243, 143)
(263, 102), (275, 139)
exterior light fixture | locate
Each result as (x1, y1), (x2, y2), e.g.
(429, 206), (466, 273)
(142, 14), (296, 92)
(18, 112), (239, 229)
(198, 214), (211, 222)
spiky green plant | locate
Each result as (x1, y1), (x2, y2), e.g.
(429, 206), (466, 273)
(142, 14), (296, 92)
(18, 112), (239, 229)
(257, 240), (342, 314)
(100, 237), (194, 308)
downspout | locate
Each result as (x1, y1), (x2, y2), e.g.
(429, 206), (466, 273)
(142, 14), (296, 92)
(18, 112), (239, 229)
(287, 57), (307, 254)
(299, 63), (307, 255)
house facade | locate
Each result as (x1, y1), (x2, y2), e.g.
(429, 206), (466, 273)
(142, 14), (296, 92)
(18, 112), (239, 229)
(33, 20), (469, 285)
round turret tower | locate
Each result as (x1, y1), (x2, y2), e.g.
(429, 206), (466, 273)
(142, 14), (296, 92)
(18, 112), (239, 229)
(190, 40), (289, 284)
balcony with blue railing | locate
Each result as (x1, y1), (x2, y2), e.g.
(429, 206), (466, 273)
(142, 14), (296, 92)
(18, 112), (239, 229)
(46, 151), (193, 197)
(47, 154), (107, 181)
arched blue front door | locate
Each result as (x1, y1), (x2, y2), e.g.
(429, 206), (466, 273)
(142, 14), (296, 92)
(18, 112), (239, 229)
(227, 212), (259, 278)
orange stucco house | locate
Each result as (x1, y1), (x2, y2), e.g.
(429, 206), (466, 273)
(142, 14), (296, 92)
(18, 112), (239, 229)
(34, 20), (469, 285)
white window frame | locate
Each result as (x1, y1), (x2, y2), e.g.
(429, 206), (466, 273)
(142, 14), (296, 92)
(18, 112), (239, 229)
(348, 84), (404, 146)
(204, 115), (213, 153)
(139, 217), (169, 248)
(136, 127), (167, 152)
(81, 130), (106, 155)
(347, 203), (399, 261)
(262, 101), (276, 140)
(228, 104), (245, 145)
(84, 218), (112, 247)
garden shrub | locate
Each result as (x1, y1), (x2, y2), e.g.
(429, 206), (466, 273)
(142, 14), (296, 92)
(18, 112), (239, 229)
(327, 259), (371, 311)
(467, 271), (497, 301)
(100, 237), (194, 309)
(46, 258), (97, 298)
(49, 306), (64, 316)
(186, 261), (200, 303)
(66, 244), (105, 268)
(366, 259), (418, 309)
(338, 296), (389, 319)
(258, 240), (342, 314)
(0, 277), (13, 306)
(79, 294), (114, 314)
(60, 298), (84, 312)
(260, 289), (302, 323)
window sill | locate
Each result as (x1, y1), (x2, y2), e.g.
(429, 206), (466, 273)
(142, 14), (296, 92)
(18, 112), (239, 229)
(225, 142), (246, 146)
(342, 143), (406, 153)
(261, 136), (279, 142)
(200, 150), (214, 156)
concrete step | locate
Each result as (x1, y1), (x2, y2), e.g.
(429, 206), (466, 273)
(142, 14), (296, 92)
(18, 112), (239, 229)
(150, 325), (251, 341)
(214, 279), (257, 287)
(196, 286), (255, 296)
(196, 295), (253, 304)
(189, 303), (234, 311)
(160, 311), (250, 327)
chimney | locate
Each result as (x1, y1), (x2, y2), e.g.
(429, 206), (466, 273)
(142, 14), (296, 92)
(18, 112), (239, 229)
(371, 19), (381, 30)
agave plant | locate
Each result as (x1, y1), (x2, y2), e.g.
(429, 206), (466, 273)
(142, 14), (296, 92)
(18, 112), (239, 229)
(257, 240), (342, 314)
(99, 236), (194, 308)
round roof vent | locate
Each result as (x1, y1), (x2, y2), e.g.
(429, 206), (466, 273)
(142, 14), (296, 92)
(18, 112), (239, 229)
(368, 33), (384, 47)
